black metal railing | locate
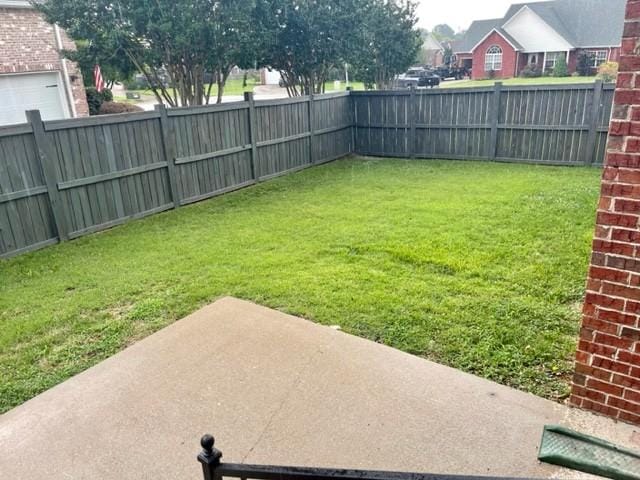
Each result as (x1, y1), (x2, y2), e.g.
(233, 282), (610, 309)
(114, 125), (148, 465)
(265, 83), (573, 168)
(197, 435), (537, 480)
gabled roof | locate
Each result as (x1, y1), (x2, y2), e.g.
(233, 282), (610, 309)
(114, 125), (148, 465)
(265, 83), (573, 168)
(454, 0), (625, 53)
(423, 33), (444, 52)
(550, 0), (626, 47)
(455, 19), (505, 53)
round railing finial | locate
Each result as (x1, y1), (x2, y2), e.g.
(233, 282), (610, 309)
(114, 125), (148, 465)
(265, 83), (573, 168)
(201, 434), (215, 455)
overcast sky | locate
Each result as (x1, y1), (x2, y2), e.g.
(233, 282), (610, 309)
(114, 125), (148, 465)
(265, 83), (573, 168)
(415, 0), (549, 31)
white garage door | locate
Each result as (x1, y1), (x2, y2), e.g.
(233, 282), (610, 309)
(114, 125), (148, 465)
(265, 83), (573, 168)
(0, 72), (69, 126)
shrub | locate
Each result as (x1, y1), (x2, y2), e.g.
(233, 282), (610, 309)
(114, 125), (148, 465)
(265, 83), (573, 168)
(98, 101), (144, 115)
(85, 87), (114, 115)
(597, 61), (618, 83)
(552, 57), (569, 77)
(520, 64), (541, 78)
(101, 88), (114, 102)
(576, 52), (593, 76)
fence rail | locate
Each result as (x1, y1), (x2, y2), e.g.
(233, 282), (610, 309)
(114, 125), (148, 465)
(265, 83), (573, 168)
(197, 435), (535, 480)
(352, 81), (614, 166)
(0, 83), (614, 259)
(0, 92), (353, 258)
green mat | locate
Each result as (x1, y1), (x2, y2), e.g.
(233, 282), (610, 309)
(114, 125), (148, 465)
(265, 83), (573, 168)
(539, 425), (640, 480)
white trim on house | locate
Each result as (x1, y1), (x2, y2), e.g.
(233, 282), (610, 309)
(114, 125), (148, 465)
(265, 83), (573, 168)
(469, 28), (521, 53)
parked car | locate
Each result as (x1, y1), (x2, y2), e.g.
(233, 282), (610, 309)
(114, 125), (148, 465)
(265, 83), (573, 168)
(433, 65), (468, 81)
(395, 68), (440, 89)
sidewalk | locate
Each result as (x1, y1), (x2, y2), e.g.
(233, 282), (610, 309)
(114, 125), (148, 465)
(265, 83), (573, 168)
(0, 297), (637, 479)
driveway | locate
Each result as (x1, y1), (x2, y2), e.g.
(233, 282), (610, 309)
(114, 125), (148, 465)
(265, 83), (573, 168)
(0, 297), (637, 479)
(113, 84), (289, 111)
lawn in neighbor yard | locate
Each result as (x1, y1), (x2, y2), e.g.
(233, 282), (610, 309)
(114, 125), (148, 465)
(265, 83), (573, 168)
(440, 76), (601, 89)
(0, 158), (601, 413)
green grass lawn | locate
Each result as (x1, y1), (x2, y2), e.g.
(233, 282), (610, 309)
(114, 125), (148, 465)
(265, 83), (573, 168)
(0, 158), (601, 413)
(440, 76), (601, 89)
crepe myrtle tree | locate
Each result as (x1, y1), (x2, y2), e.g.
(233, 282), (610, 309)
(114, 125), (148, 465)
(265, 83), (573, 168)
(253, 0), (365, 96)
(350, 0), (422, 90)
(37, 0), (257, 106)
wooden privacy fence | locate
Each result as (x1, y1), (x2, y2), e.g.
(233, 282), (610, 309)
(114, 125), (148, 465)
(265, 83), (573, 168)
(0, 92), (352, 258)
(0, 83), (615, 259)
(352, 81), (614, 166)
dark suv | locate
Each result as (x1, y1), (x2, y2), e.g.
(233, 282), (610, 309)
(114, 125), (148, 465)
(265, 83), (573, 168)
(395, 68), (441, 89)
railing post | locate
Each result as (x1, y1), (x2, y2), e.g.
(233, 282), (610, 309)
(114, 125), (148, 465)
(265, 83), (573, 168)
(586, 79), (604, 166)
(198, 435), (222, 480)
(244, 92), (259, 180)
(409, 85), (417, 159)
(308, 93), (316, 164)
(155, 104), (181, 207)
(26, 110), (70, 241)
(489, 81), (503, 160)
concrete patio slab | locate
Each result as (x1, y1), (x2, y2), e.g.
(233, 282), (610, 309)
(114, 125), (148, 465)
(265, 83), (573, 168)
(0, 297), (638, 480)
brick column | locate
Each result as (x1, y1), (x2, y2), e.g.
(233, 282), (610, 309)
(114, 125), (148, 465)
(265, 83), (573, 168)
(570, 0), (640, 426)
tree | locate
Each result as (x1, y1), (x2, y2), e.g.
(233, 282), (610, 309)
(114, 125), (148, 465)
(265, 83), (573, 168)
(349, 0), (422, 90)
(432, 24), (455, 41)
(253, 0), (362, 96)
(597, 61), (618, 83)
(65, 39), (137, 89)
(577, 52), (594, 76)
(552, 55), (568, 77)
(37, 0), (256, 106)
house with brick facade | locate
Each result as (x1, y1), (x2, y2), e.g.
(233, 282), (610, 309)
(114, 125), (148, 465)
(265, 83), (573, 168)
(0, 0), (88, 126)
(454, 0), (626, 80)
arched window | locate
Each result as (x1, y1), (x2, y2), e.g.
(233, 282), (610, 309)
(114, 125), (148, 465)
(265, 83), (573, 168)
(485, 46), (503, 72)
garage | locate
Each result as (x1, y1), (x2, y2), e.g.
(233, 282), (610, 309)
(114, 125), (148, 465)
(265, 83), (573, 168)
(0, 72), (69, 126)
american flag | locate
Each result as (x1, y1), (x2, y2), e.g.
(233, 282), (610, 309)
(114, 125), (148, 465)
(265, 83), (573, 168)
(94, 64), (105, 93)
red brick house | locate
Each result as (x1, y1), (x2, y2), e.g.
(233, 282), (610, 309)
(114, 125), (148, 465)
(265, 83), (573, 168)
(454, 0), (626, 80)
(0, 0), (89, 126)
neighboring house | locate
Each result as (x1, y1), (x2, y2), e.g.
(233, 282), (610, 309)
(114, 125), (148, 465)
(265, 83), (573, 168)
(454, 0), (625, 80)
(422, 33), (445, 67)
(0, 0), (89, 126)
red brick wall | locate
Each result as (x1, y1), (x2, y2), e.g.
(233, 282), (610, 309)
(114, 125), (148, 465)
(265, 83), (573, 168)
(471, 31), (518, 80)
(0, 7), (88, 117)
(570, 0), (640, 426)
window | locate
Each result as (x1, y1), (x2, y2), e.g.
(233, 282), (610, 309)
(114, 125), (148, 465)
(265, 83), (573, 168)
(545, 52), (565, 70)
(590, 50), (608, 67)
(485, 46), (503, 71)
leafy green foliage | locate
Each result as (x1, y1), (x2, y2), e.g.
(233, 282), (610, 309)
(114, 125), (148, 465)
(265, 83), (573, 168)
(0, 158), (600, 412)
(65, 40), (137, 88)
(577, 52), (594, 76)
(597, 61), (619, 83)
(432, 24), (455, 41)
(349, 0), (422, 90)
(520, 64), (542, 78)
(85, 87), (113, 115)
(38, 0), (256, 106)
(552, 56), (569, 77)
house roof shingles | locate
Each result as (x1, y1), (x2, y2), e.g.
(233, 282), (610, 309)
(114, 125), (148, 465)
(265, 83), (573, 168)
(454, 0), (626, 53)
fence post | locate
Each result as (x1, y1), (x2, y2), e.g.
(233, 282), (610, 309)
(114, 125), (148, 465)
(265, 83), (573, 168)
(347, 87), (355, 154)
(198, 435), (222, 480)
(488, 82), (503, 160)
(586, 79), (604, 166)
(244, 92), (259, 180)
(308, 93), (316, 164)
(409, 85), (417, 159)
(26, 110), (70, 241)
(155, 104), (180, 207)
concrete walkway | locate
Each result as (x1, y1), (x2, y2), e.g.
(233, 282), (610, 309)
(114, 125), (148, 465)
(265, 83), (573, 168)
(0, 297), (637, 479)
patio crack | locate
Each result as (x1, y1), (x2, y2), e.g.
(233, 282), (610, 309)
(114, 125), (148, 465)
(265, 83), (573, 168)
(241, 339), (333, 462)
